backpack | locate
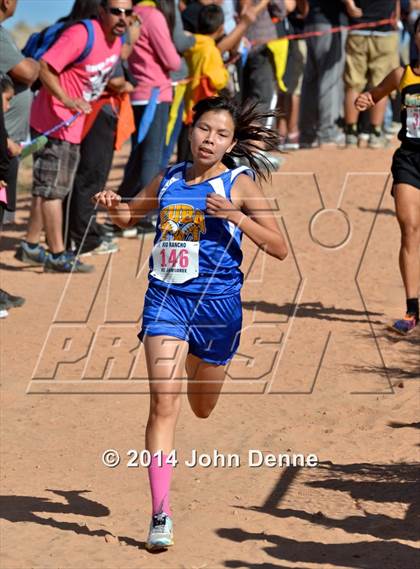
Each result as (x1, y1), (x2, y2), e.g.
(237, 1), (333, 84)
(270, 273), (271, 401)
(22, 19), (95, 63)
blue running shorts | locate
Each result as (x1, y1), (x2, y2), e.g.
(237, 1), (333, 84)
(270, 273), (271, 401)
(139, 286), (242, 365)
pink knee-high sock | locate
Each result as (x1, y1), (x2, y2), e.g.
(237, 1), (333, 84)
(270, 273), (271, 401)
(148, 454), (173, 516)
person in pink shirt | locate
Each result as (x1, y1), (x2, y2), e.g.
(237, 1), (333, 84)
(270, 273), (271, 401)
(16, 0), (131, 273)
(118, 0), (181, 215)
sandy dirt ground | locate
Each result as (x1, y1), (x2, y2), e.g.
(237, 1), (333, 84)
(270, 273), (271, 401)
(0, 141), (419, 569)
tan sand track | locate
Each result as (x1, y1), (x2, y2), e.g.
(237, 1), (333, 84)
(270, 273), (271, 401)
(0, 142), (419, 569)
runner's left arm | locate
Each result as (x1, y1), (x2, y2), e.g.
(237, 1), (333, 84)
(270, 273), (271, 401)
(206, 173), (288, 260)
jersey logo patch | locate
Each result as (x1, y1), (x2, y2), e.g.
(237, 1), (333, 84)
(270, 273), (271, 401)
(160, 204), (206, 242)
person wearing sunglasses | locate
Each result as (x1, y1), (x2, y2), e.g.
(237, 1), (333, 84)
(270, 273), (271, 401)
(102, 2), (135, 37)
(17, 0), (131, 273)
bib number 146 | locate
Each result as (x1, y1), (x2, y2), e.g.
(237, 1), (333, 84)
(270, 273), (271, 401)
(160, 247), (188, 268)
(151, 241), (199, 284)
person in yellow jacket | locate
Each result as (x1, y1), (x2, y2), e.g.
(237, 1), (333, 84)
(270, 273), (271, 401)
(184, 4), (229, 125)
(177, 1), (272, 161)
(175, 4), (228, 160)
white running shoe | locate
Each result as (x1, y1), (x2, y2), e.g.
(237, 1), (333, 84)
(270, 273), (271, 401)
(79, 240), (119, 257)
(146, 512), (174, 550)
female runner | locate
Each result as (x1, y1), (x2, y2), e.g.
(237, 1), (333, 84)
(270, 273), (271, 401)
(93, 95), (288, 549)
(356, 17), (420, 335)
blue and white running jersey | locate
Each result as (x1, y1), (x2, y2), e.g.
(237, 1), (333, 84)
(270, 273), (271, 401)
(148, 161), (255, 296)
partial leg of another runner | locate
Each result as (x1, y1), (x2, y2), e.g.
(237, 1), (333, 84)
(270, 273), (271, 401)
(391, 183), (420, 334)
(143, 334), (187, 550)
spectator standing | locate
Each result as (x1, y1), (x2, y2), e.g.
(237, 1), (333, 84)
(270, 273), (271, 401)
(178, 2), (266, 161)
(0, 0), (39, 220)
(0, 80), (12, 319)
(118, 0), (181, 202)
(277, 0), (308, 149)
(343, 0), (400, 148)
(0, 75), (26, 316)
(160, 0), (196, 168)
(299, 0), (348, 147)
(15, 0), (128, 273)
(64, 0), (140, 256)
(241, 0), (287, 114)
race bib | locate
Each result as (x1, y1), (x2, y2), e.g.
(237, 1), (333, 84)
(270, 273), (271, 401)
(150, 241), (199, 284)
(406, 94), (420, 139)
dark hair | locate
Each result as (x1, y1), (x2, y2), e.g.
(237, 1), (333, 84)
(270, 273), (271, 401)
(61, 0), (100, 21)
(134, 0), (175, 35)
(414, 15), (420, 34)
(157, 0), (175, 36)
(192, 96), (282, 181)
(0, 73), (14, 94)
(197, 4), (224, 35)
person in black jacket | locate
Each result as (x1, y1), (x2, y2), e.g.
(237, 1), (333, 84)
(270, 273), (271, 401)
(0, 75), (25, 318)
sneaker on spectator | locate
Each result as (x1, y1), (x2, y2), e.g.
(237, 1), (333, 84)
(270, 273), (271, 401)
(0, 308), (8, 319)
(345, 133), (358, 147)
(15, 241), (49, 266)
(283, 132), (300, 151)
(79, 240), (119, 257)
(320, 132), (345, 148)
(0, 289), (25, 309)
(277, 135), (286, 151)
(259, 150), (285, 171)
(299, 139), (319, 149)
(357, 132), (370, 148)
(137, 216), (158, 237)
(118, 227), (138, 238)
(384, 121), (400, 136)
(368, 132), (388, 149)
(44, 251), (94, 273)
(102, 221), (137, 239)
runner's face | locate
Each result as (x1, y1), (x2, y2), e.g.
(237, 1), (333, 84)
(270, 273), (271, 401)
(100, 0), (133, 37)
(190, 111), (236, 166)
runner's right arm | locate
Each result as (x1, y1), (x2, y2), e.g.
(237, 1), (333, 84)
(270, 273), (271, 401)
(92, 174), (162, 228)
(355, 67), (404, 111)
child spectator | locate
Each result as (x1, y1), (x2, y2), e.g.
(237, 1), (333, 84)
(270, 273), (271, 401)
(178, 2), (264, 160)
(0, 74), (25, 318)
(0, 0), (40, 223)
(178, 4), (228, 160)
(184, 4), (229, 122)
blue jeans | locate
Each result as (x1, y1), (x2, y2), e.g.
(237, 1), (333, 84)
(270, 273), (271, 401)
(119, 102), (170, 199)
(299, 25), (346, 143)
